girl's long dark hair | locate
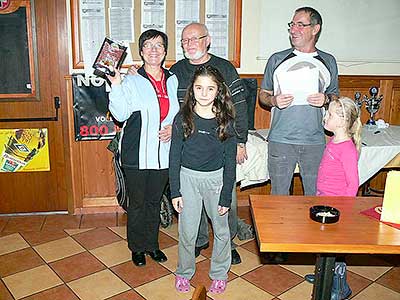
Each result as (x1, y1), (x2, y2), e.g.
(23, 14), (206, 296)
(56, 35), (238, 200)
(181, 65), (235, 141)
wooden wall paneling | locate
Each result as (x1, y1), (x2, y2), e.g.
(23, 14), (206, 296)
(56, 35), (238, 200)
(65, 76), (119, 214)
(377, 80), (393, 123)
(390, 87), (400, 125)
(81, 141), (114, 197)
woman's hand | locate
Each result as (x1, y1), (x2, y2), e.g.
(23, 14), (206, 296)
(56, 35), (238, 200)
(172, 197), (183, 213)
(106, 67), (122, 86)
(218, 205), (230, 216)
(159, 125), (172, 142)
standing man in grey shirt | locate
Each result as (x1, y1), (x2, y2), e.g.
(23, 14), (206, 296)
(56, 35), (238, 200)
(170, 22), (248, 265)
(259, 7), (339, 197)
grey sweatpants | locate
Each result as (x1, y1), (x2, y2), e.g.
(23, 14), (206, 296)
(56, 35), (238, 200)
(176, 167), (231, 280)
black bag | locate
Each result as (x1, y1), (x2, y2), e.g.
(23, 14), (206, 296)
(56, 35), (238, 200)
(107, 132), (174, 228)
(107, 132), (129, 211)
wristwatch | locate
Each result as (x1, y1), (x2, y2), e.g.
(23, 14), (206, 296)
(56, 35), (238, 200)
(238, 143), (245, 148)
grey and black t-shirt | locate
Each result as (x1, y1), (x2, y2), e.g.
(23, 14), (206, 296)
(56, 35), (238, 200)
(261, 48), (339, 145)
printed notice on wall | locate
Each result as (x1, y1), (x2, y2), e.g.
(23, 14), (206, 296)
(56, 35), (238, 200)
(0, 129), (50, 172)
(175, 0), (200, 60)
(109, 0), (135, 64)
(205, 0), (229, 59)
(141, 0), (165, 33)
(80, 0), (106, 76)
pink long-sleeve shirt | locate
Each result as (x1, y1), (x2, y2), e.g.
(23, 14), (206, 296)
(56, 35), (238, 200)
(316, 139), (359, 196)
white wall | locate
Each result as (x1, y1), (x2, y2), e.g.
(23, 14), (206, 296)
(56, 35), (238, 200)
(238, 0), (400, 75)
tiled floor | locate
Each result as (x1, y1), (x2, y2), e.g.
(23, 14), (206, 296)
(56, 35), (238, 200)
(0, 207), (399, 300)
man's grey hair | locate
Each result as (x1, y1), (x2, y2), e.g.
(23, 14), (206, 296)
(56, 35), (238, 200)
(182, 23), (210, 51)
(182, 22), (209, 37)
(295, 7), (323, 42)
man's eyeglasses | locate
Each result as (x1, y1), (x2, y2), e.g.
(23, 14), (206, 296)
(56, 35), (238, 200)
(181, 35), (208, 45)
(143, 42), (164, 50)
(288, 22), (313, 29)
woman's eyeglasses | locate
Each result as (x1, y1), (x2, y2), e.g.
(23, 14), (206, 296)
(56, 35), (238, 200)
(142, 42), (164, 50)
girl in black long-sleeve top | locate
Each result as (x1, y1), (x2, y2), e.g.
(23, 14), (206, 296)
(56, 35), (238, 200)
(169, 65), (236, 294)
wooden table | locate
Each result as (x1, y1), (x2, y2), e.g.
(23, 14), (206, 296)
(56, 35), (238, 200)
(250, 195), (400, 300)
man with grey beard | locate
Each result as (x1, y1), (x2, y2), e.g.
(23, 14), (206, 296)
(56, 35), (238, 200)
(170, 22), (248, 265)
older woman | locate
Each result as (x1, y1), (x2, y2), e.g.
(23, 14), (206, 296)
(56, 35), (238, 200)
(107, 30), (179, 267)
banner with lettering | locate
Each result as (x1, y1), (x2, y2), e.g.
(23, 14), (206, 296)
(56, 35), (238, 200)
(72, 74), (118, 141)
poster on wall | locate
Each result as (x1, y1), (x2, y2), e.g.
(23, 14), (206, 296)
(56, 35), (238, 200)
(72, 73), (118, 141)
(0, 128), (50, 172)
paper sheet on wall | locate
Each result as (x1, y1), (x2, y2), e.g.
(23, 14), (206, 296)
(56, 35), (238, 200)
(381, 171), (400, 224)
(175, 0), (200, 61)
(276, 67), (319, 106)
(108, 0), (134, 65)
(205, 0), (229, 59)
(109, 6), (134, 42)
(79, 0), (106, 76)
(141, 0), (165, 33)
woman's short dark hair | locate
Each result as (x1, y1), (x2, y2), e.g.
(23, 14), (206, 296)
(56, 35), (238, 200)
(138, 29), (168, 63)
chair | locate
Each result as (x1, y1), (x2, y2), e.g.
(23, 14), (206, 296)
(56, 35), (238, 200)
(192, 284), (207, 300)
(241, 77), (258, 130)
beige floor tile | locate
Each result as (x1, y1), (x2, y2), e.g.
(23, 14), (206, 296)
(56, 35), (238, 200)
(90, 240), (130, 267)
(3, 265), (63, 299)
(352, 283), (400, 300)
(135, 273), (193, 300)
(108, 226), (127, 239)
(280, 264), (315, 277)
(208, 277), (274, 300)
(33, 237), (86, 263)
(233, 236), (255, 246)
(159, 244), (206, 272)
(159, 245), (179, 272)
(347, 265), (392, 281)
(230, 247), (262, 276)
(0, 233), (30, 256)
(160, 223), (179, 241)
(64, 228), (94, 236)
(67, 269), (130, 300)
(279, 281), (313, 300)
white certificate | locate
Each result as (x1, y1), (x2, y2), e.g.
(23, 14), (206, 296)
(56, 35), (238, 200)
(277, 67), (319, 106)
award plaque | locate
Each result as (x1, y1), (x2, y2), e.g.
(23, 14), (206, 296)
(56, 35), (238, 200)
(93, 38), (127, 78)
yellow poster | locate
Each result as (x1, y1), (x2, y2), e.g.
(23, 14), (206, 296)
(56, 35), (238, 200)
(0, 128), (50, 172)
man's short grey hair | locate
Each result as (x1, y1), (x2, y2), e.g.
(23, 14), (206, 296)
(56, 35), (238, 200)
(295, 7), (323, 42)
(182, 22), (209, 37)
(182, 23), (210, 51)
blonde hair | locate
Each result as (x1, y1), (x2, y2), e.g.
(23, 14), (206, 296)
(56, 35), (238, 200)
(331, 97), (362, 152)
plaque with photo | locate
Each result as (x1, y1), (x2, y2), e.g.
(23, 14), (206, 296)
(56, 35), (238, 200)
(93, 37), (127, 78)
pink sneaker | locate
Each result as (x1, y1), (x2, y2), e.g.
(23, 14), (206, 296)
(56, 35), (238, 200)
(175, 275), (190, 293)
(209, 279), (227, 294)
